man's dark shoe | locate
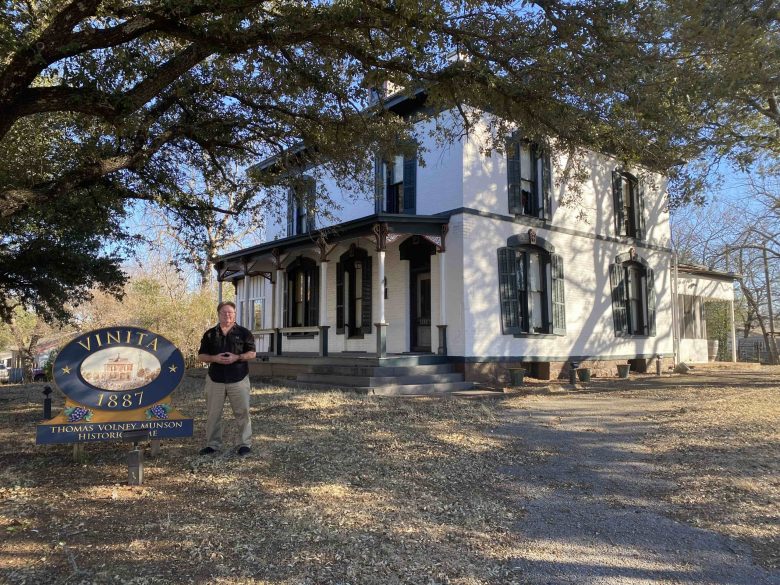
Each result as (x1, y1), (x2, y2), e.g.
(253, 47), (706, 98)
(237, 446), (251, 457)
(199, 446), (217, 455)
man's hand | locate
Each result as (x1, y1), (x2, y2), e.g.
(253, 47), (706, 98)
(215, 352), (239, 365)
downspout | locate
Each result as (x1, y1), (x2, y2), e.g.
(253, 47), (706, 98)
(671, 251), (680, 366)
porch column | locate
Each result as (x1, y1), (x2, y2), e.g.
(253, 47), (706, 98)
(375, 250), (387, 357)
(217, 280), (223, 304)
(275, 268), (284, 356)
(729, 299), (738, 362)
(319, 260), (329, 357)
(437, 250), (447, 355)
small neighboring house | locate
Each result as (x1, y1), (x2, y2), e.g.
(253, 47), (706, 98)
(674, 263), (738, 364)
(215, 91), (737, 388)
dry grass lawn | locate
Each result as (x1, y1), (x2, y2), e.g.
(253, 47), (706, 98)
(0, 368), (778, 583)
(1, 376), (529, 584)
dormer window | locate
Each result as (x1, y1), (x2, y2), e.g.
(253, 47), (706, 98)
(507, 137), (552, 219)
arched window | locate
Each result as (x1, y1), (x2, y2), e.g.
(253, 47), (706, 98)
(336, 246), (373, 338)
(497, 235), (565, 335)
(610, 255), (656, 336)
(284, 257), (318, 327)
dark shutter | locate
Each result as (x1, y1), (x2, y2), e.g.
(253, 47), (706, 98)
(610, 263), (628, 336)
(336, 262), (344, 333)
(646, 267), (656, 336)
(403, 155), (416, 213)
(551, 254), (566, 335)
(497, 247), (520, 334)
(507, 140), (522, 214)
(636, 180), (647, 240)
(308, 266), (319, 326)
(361, 256), (373, 334)
(374, 156), (383, 213)
(282, 272), (289, 327)
(541, 150), (552, 220)
(305, 179), (316, 232)
(385, 160), (395, 213)
(612, 171), (625, 236)
(286, 188), (294, 237)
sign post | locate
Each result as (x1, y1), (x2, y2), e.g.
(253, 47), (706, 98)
(37, 327), (194, 481)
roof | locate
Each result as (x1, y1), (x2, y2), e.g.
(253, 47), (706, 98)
(249, 88), (428, 174)
(677, 263), (740, 282)
(216, 212), (449, 281)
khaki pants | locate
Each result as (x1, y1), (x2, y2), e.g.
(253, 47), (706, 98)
(204, 375), (252, 450)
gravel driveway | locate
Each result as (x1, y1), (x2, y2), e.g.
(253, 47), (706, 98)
(496, 390), (780, 585)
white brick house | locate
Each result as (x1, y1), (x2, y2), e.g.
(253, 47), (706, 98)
(216, 95), (737, 385)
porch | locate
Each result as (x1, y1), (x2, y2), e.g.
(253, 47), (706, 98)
(216, 214), (454, 359)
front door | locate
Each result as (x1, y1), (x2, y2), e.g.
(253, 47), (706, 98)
(411, 271), (431, 352)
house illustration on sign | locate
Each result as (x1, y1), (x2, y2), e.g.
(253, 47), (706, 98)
(105, 354), (134, 381)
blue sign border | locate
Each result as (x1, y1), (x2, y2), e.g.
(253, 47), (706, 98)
(53, 327), (185, 411)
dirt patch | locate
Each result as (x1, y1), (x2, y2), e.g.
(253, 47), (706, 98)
(598, 378), (780, 571)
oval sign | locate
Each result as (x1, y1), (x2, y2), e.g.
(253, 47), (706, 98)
(54, 327), (185, 411)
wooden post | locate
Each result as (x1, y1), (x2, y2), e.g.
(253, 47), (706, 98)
(72, 443), (86, 462)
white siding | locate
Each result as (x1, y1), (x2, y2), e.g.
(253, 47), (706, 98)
(460, 214), (674, 358)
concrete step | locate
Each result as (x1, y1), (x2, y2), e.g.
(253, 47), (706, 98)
(268, 354), (448, 367)
(307, 364), (455, 376)
(371, 381), (476, 396)
(296, 373), (464, 386)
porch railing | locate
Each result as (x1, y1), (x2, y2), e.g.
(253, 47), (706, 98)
(252, 326), (329, 357)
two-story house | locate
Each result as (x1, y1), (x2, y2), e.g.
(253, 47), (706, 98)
(215, 92), (737, 390)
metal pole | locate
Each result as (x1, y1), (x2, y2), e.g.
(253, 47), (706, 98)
(763, 246), (778, 364)
(729, 299), (738, 362)
(42, 385), (52, 419)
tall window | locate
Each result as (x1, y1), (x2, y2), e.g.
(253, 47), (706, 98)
(244, 275), (266, 331)
(287, 177), (316, 237)
(284, 257), (319, 327)
(612, 171), (646, 239)
(610, 258), (656, 336)
(497, 243), (565, 335)
(507, 137), (552, 219)
(375, 152), (416, 214)
(679, 294), (705, 339)
(336, 247), (373, 337)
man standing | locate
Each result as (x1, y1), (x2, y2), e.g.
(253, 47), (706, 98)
(198, 301), (256, 456)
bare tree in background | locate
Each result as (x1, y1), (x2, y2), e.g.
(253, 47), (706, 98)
(671, 167), (780, 363)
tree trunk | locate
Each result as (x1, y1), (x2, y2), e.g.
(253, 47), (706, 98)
(740, 282), (774, 363)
